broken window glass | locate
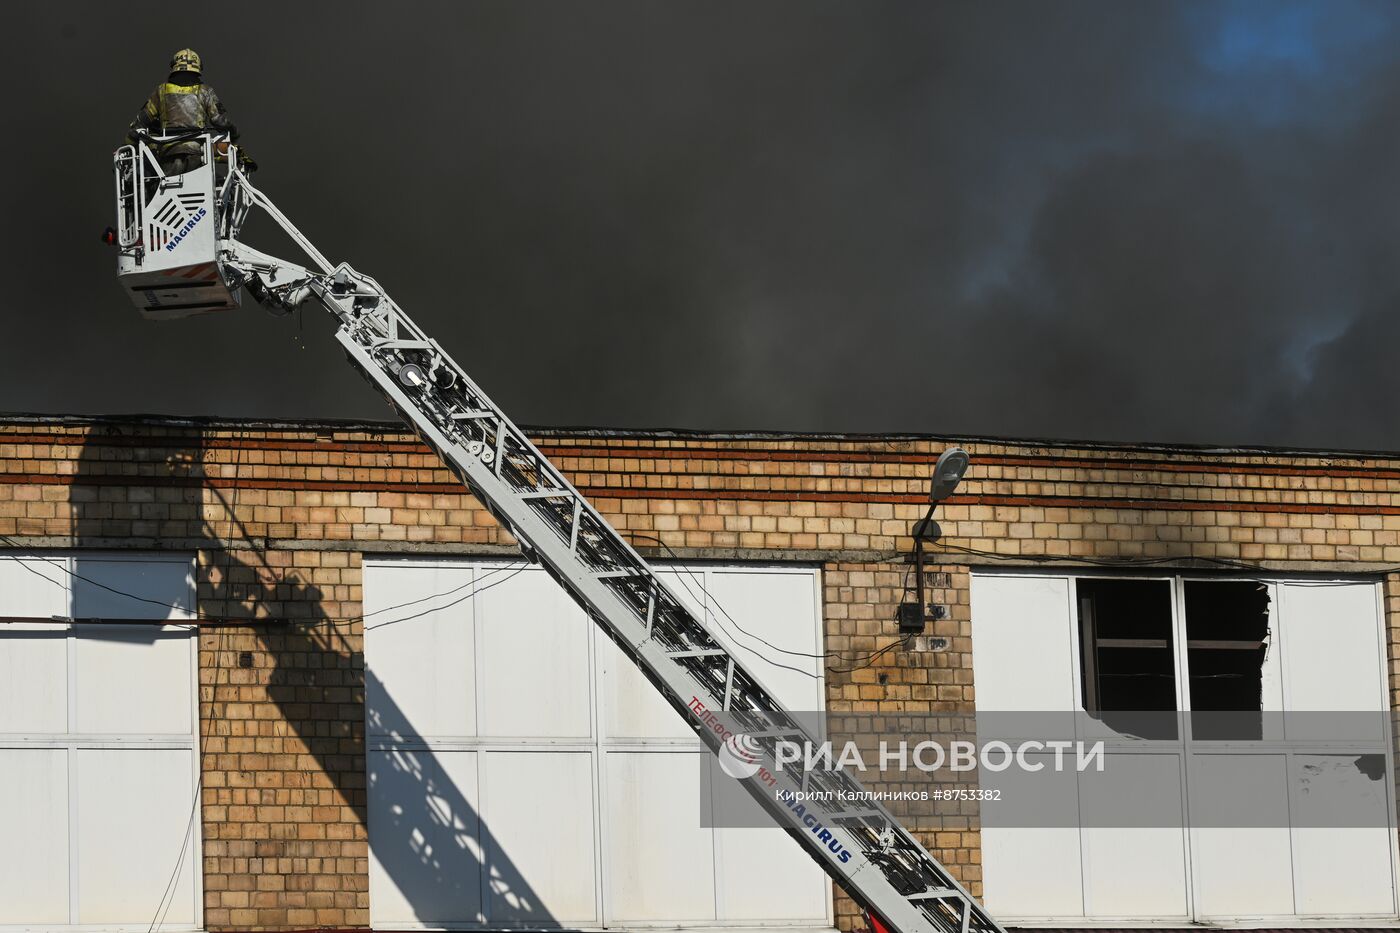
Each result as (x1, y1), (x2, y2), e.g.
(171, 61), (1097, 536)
(1184, 580), (1270, 740)
(1076, 578), (1178, 739)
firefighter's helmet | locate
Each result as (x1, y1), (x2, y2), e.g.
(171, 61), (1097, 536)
(170, 48), (202, 75)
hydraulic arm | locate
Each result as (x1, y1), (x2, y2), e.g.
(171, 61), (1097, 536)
(113, 132), (1005, 933)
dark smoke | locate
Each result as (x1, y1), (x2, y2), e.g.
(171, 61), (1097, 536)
(3, 1), (1397, 450)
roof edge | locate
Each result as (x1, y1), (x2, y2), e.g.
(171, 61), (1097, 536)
(1, 410), (1397, 461)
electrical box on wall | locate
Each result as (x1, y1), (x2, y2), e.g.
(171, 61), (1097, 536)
(897, 602), (924, 634)
(897, 601), (949, 635)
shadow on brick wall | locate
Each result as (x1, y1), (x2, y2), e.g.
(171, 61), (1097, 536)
(71, 423), (557, 929)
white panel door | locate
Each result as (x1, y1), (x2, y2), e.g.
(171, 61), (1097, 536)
(480, 751), (598, 924)
(705, 567), (823, 711)
(72, 556), (196, 735)
(979, 757), (1084, 920)
(1189, 754), (1295, 919)
(365, 562), (478, 740)
(72, 555), (194, 620)
(0, 557), (69, 734)
(1079, 754), (1191, 920)
(367, 747), (484, 926)
(1278, 582), (1387, 721)
(0, 748), (69, 922)
(365, 558), (831, 931)
(712, 785), (834, 921)
(604, 750), (717, 923)
(1278, 582), (1397, 917)
(0, 553), (69, 616)
(0, 621), (68, 733)
(73, 624), (194, 734)
(1080, 824), (1191, 919)
(475, 568), (591, 739)
(0, 554), (199, 930)
(969, 575), (1077, 711)
(75, 748), (199, 925)
(1290, 754), (1398, 917)
(972, 574), (1088, 920)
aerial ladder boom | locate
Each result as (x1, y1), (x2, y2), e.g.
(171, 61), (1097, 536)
(111, 131), (1005, 933)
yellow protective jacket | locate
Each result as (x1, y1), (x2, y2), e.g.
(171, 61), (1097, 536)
(127, 80), (237, 158)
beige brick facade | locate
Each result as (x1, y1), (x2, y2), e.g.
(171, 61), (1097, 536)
(1, 415), (1398, 930)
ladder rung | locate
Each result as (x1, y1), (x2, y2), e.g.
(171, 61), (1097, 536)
(666, 648), (728, 658)
(520, 489), (574, 499)
(450, 410), (495, 420)
(746, 727), (809, 740)
(374, 338), (432, 350)
(594, 569), (640, 579)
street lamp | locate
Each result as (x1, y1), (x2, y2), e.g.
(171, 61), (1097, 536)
(898, 447), (971, 634)
(930, 447), (970, 502)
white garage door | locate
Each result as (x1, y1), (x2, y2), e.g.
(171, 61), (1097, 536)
(0, 553), (201, 931)
(364, 558), (831, 931)
(970, 572), (1400, 925)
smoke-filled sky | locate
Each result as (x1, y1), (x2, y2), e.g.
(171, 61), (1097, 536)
(4, 1), (1399, 450)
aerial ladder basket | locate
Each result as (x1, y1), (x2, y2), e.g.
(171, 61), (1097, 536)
(110, 129), (241, 319)
(110, 131), (1005, 933)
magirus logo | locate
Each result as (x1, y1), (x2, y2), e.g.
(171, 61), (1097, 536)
(165, 206), (207, 252)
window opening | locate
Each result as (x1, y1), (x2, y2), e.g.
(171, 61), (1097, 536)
(1077, 578), (1177, 738)
(1184, 580), (1270, 740)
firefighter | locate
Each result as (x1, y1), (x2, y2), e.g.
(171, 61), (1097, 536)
(127, 48), (240, 175)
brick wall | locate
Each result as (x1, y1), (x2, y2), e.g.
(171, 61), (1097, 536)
(823, 562), (978, 930)
(2, 416), (1399, 930)
(196, 549), (366, 930)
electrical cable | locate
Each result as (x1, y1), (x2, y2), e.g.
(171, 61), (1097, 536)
(630, 533), (918, 674)
(6, 467), (1396, 682)
(0, 544), (205, 618)
(6, 523), (1392, 688)
(628, 533), (827, 661)
(623, 551), (820, 680)
(147, 426), (251, 933)
(934, 541), (1261, 572)
(628, 534), (835, 675)
(827, 635), (912, 674)
(7, 526), (1388, 627)
(360, 559), (524, 620)
(363, 561), (530, 631)
(932, 541), (1400, 585)
(149, 618), (230, 933)
(0, 533), (528, 628)
(1, 530), (869, 677)
(0, 555), (69, 597)
(827, 562), (921, 674)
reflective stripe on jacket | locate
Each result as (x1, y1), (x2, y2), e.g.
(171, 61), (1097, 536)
(128, 80), (234, 157)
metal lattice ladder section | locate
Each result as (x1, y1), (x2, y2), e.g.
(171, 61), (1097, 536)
(215, 162), (1005, 933)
